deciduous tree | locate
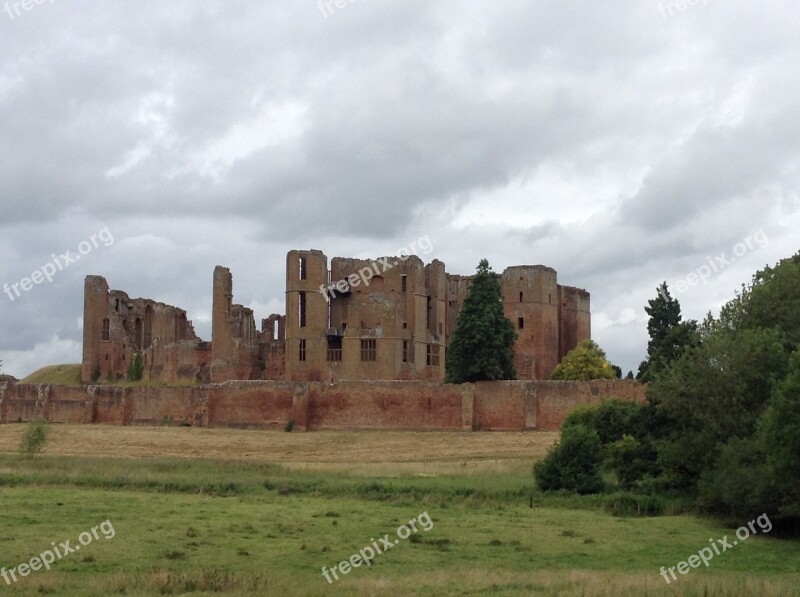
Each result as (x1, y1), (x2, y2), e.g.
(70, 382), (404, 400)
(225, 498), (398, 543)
(551, 339), (616, 381)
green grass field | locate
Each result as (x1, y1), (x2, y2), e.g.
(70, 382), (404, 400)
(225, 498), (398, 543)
(18, 364), (198, 387)
(0, 425), (798, 596)
(19, 364), (83, 386)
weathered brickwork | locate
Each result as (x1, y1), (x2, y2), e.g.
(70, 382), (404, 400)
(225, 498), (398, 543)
(81, 251), (590, 384)
(81, 275), (211, 384)
(0, 379), (646, 431)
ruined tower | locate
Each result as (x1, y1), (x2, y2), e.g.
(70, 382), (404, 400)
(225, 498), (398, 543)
(557, 286), (591, 362)
(285, 250), (329, 382)
(501, 266), (560, 380)
(81, 275), (110, 383)
(210, 266), (235, 382)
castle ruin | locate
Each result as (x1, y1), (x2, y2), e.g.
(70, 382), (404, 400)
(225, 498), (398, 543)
(81, 251), (590, 384)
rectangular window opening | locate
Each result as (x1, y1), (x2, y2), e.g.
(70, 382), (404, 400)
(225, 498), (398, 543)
(327, 337), (342, 362)
(426, 344), (440, 367)
(299, 292), (307, 328)
(299, 256), (307, 280)
(360, 338), (376, 362)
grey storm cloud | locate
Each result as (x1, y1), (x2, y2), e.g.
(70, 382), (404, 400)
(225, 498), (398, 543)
(0, 0), (798, 377)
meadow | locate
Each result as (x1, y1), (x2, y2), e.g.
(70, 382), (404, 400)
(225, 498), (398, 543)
(0, 425), (798, 596)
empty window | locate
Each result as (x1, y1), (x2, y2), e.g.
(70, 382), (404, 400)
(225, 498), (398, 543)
(426, 344), (440, 367)
(327, 337), (342, 362)
(438, 322), (443, 334)
(114, 298), (119, 312)
(401, 274), (407, 292)
(101, 318), (110, 341)
(144, 306), (153, 347)
(403, 340), (409, 363)
(360, 339), (376, 362)
(299, 292), (307, 327)
(299, 339), (306, 362)
(403, 321), (407, 329)
(518, 317), (524, 329)
(299, 256), (307, 280)
(519, 292), (523, 302)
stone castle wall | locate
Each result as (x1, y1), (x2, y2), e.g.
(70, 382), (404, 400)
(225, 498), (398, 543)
(0, 379), (646, 432)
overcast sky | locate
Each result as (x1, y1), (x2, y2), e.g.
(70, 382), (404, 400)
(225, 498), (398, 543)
(1, 1), (798, 378)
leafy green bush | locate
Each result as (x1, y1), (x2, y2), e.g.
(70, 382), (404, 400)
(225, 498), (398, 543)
(534, 424), (604, 494)
(127, 352), (144, 381)
(562, 399), (646, 446)
(606, 434), (659, 491)
(19, 419), (49, 459)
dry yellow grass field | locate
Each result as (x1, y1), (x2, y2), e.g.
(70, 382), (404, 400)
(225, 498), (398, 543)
(0, 424), (559, 475)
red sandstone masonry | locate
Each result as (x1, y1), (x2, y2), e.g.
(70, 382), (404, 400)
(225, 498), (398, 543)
(308, 381), (465, 431)
(0, 379), (646, 431)
(207, 381), (296, 430)
(473, 381), (529, 431)
(534, 379), (647, 430)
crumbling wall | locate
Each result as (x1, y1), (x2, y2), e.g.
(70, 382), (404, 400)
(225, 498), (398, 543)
(210, 266), (263, 382)
(558, 285), (591, 362)
(82, 252), (591, 386)
(81, 276), (207, 384)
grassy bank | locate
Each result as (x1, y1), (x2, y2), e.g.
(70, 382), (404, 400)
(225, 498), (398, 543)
(0, 426), (797, 595)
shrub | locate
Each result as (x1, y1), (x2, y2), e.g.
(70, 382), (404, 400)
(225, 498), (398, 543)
(534, 424), (604, 494)
(562, 399), (646, 446)
(127, 352), (144, 382)
(284, 419), (295, 432)
(606, 434), (660, 491)
(19, 419), (49, 459)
